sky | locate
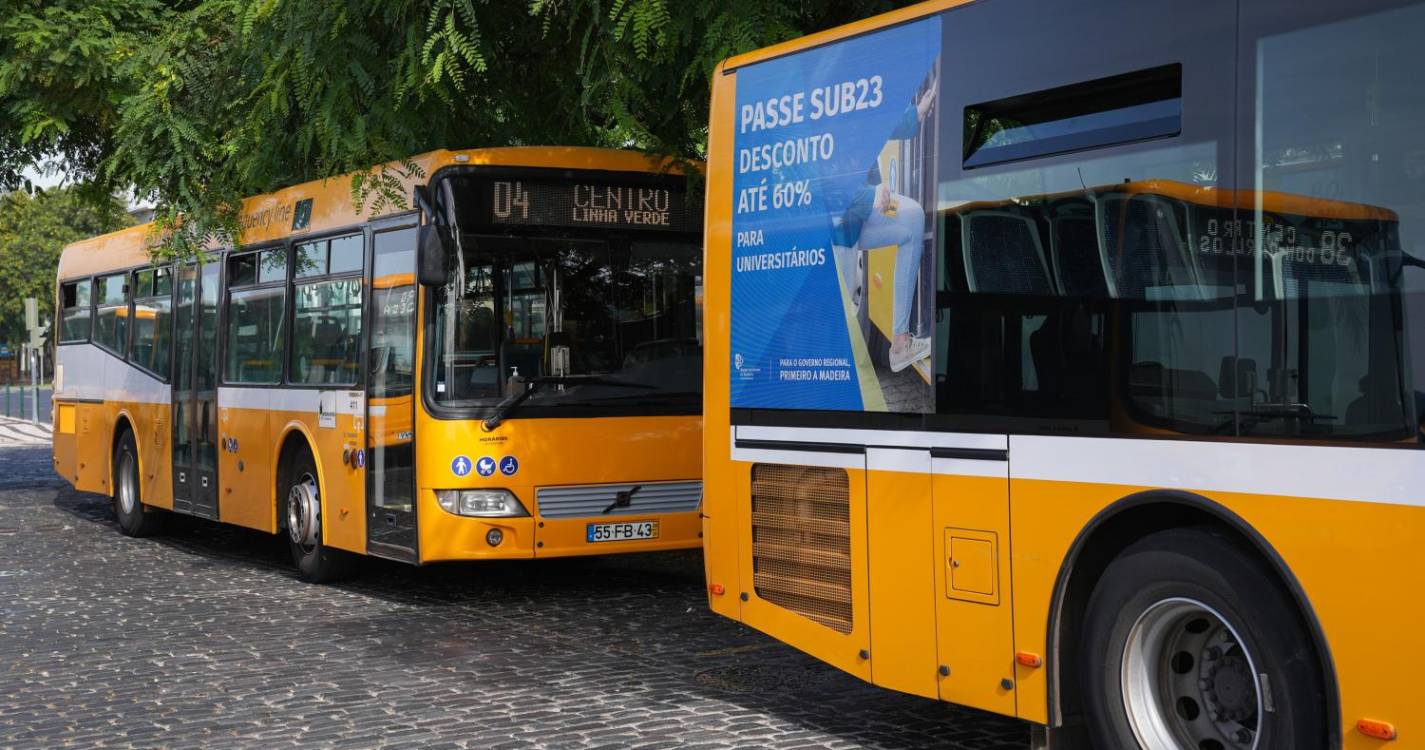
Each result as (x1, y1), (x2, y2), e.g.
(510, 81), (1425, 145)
(20, 162), (153, 211)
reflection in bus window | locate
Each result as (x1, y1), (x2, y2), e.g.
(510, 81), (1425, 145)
(225, 287), (285, 383)
(432, 239), (701, 408)
(291, 279), (362, 384)
(93, 272), (129, 354)
(1246, 3), (1425, 442)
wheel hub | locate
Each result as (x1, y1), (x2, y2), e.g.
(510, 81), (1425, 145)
(118, 453), (137, 515)
(1121, 598), (1262, 750)
(286, 474), (321, 549)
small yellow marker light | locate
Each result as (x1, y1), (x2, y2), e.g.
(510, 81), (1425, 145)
(1357, 719), (1397, 741)
(1015, 651), (1043, 668)
(708, 583), (726, 596)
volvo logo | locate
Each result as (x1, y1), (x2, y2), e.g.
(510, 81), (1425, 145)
(602, 485), (643, 514)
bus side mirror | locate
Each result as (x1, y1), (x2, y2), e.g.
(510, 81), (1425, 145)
(417, 223), (449, 287)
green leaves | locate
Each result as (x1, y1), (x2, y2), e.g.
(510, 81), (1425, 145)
(0, 0), (916, 260)
(0, 187), (132, 347)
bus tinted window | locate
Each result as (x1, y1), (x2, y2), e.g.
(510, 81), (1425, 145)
(371, 227), (417, 397)
(964, 64), (1182, 169)
(933, 0), (1234, 436)
(225, 287), (285, 383)
(328, 234), (364, 275)
(93, 272), (129, 355)
(291, 279), (362, 384)
(1243, 0), (1425, 443)
(59, 280), (92, 343)
(130, 295), (172, 379)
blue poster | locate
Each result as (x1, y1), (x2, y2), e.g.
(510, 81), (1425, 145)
(730, 18), (941, 412)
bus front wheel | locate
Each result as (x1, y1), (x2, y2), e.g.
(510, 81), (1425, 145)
(281, 449), (358, 583)
(112, 429), (163, 537)
(1079, 527), (1327, 750)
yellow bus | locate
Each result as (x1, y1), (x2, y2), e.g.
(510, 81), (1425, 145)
(53, 146), (705, 582)
(703, 1), (1425, 747)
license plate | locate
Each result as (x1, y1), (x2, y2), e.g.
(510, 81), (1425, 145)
(586, 520), (659, 543)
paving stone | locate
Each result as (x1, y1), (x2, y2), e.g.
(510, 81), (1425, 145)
(0, 444), (1029, 749)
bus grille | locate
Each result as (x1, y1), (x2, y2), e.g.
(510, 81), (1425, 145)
(750, 464), (852, 634)
(535, 480), (701, 519)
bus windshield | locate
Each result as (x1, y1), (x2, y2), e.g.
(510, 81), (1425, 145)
(430, 236), (701, 410)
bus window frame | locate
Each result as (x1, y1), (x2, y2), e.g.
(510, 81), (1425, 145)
(92, 270), (133, 359)
(287, 229), (367, 388)
(57, 277), (94, 346)
(221, 242), (291, 387)
(127, 263), (175, 383)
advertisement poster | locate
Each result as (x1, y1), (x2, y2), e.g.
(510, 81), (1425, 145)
(730, 18), (941, 413)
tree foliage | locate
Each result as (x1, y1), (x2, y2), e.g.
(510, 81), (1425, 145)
(0, 0), (913, 258)
(0, 187), (133, 347)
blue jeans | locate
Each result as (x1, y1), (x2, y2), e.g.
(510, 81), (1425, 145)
(857, 194), (925, 337)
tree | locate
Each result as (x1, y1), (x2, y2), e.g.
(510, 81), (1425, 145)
(1, 0), (914, 258)
(0, 187), (134, 347)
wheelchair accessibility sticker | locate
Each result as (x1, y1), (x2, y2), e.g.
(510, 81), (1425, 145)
(499, 455), (520, 476)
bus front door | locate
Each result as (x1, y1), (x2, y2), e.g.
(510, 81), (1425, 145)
(364, 223), (420, 560)
(171, 261), (220, 519)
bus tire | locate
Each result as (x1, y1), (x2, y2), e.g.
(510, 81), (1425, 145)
(281, 449), (358, 583)
(113, 429), (163, 537)
(1079, 527), (1326, 750)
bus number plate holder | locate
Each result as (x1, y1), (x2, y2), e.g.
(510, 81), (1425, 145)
(586, 521), (659, 543)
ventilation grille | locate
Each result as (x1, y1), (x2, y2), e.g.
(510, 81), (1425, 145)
(751, 464), (852, 634)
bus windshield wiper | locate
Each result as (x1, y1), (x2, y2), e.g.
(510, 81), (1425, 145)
(481, 376), (655, 431)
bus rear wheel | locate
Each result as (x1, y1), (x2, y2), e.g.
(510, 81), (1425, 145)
(1079, 527), (1327, 750)
(281, 449), (358, 583)
(112, 429), (162, 537)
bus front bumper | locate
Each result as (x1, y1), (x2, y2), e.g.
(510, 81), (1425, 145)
(417, 491), (701, 562)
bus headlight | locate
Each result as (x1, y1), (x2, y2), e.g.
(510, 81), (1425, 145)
(435, 489), (529, 518)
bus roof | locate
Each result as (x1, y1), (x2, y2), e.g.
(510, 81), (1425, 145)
(57, 146), (687, 282)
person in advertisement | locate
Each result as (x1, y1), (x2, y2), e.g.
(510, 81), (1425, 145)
(833, 86), (937, 374)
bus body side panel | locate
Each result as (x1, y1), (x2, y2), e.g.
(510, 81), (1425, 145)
(217, 389), (365, 548)
(216, 392), (275, 532)
(52, 401), (78, 485)
(703, 60), (743, 626)
(732, 453), (874, 685)
(1010, 436), (1425, 743)
(865, 454), (938, 700)
(124, 402), (172, 511)
(69, 399), (111, 495)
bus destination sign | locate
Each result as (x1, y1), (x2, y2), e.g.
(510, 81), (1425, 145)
(487, 179), (698, 233)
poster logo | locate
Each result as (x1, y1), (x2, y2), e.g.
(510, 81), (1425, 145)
(730, 17), (941, 413)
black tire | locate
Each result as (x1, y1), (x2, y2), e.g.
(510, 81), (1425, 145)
(112, 429), (163, 537)
(1079, 527), (1327, 750)
(281, 449), (358, 583)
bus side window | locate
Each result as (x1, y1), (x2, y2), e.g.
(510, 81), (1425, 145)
(59, 280), (93, 343)
(130, 266), (173, 380)
(93, 272), (129, 356)
(224, 249), (287, 384)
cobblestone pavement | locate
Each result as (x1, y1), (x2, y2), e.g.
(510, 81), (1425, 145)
(0, 445), (1029, 749)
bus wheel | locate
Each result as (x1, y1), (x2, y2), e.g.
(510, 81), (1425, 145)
(1079, 527), (1326, 750)
(112, 429), (162, 537)
(282, 450), (357, 583)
